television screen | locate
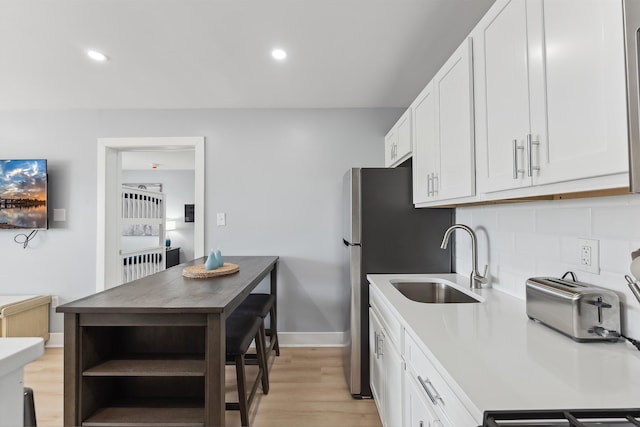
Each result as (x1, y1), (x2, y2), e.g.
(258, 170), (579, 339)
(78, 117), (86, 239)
(0, 160), (47, 230)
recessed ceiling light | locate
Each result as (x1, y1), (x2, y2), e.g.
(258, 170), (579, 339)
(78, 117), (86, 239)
(271, 49), (287, 61)
(87, 50), (108, 62)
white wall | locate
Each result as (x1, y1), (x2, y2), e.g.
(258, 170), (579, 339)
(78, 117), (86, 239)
(455, 194), (640, 338)
(0, 108), (401, 335)
(122, 169), (196, 262)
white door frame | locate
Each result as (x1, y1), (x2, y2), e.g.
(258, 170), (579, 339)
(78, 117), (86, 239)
(96, 136), (205, 292)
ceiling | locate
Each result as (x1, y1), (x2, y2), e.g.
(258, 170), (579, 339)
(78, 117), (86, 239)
(0, 0), (495, 110)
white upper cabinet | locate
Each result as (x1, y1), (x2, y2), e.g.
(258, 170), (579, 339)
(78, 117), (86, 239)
(436, 37), (475, 200)
(537, 0), (628, 185)
(474, 0), (532, 192)
(384, 128), (397, 168)
(385, 109), (413, 167)
(474, 0), (628, 194)
(413, 38), (475, 204)
(412, 81), (438, 204)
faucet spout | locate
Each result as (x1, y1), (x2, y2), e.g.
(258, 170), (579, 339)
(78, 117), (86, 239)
(440, 224), (487, 289)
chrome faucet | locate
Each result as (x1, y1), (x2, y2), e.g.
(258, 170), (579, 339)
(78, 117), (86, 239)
(440, 224), (488, 289)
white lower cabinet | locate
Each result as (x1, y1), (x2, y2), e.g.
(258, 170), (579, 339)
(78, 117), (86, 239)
(404, 368), (445, 427)
(385, 334), (403, 427)
(370, 283), (477, 427)
(369, 305), (403, 427)
(370, 307), (386, 420)
(404, 331), (476, 427)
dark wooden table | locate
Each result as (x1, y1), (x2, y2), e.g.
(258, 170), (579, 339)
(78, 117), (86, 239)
(57, 255), (279, 427)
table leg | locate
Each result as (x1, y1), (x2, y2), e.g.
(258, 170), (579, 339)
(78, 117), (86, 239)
(270, 261), (279, 355)
(206, 312), (226, 426)
(63, 313), (79, 427)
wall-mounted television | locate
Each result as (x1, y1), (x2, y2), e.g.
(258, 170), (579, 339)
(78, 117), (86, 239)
(0, 160), (48, 230)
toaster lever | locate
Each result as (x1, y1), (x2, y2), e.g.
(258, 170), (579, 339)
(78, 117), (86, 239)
(586, 297), (612, 323)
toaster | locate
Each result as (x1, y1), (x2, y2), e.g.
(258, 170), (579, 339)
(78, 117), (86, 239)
(525, 277), (621, 342)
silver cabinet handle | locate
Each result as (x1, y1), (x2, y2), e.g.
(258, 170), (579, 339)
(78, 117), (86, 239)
(377, 332), (384, 357)
(432, 174), (438, 196)
(527, 134), (540, 177)
(428, 173), (435, 197)
(373, 331), (378, 358)
(512, 139), (524, 179)
(418, 375), (443, 405)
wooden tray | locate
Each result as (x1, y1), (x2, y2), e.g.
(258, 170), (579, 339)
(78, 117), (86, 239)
(182, 263), (239, 279)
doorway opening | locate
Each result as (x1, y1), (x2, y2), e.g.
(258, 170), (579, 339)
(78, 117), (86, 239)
(96, 137), (205, 292)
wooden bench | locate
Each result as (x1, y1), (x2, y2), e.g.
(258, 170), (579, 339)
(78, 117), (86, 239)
(0, 296), (51, 342)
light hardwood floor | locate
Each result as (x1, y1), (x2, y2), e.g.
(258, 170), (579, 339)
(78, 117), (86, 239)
(24, 347), (382, 427)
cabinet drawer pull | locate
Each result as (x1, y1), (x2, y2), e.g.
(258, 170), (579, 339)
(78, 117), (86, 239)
(432, 174), (438, 195)
(418, 375), (443, 405)
(527, 134), (540, 177)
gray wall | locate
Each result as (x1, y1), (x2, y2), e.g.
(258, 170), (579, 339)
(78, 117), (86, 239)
(0, 108), (401, 334)
(122, 169), (196, 262)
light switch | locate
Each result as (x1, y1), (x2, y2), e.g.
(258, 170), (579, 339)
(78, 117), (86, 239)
(216, 212), (226, 226)
(53, 209), (66, 222)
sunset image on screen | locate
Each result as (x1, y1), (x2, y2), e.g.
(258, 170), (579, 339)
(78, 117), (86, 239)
(0, 160), (47, 229)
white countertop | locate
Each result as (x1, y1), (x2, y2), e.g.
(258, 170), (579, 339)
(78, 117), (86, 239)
(0, 337), (44, 377)
(368, 273), (640, 421)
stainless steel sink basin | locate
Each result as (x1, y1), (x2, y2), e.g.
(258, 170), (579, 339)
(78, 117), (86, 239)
(391, 281), (480, 304)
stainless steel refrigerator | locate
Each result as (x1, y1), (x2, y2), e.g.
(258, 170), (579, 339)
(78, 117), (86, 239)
(342, 167), (454, 398)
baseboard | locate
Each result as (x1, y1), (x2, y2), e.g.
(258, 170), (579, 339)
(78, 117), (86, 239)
(46, 332), (64, 348)
(278, 332), (346, 347)
(43, 331), (347, 348)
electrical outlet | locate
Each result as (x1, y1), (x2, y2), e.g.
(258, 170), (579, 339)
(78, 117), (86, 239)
(51, 295), (59, 309)
(581, 245), (591, 266)
(216, 213), (226, 226)
(577, 238), (599, 274)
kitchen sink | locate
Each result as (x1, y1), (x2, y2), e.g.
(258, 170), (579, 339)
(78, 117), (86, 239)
(390, 281), (481, 304)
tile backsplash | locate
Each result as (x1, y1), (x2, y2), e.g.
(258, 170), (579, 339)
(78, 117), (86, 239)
(454, 194), (640, 338)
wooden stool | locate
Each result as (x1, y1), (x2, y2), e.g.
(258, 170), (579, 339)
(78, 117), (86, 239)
(225, 311), (268, 427)
(237, 294), (279, 358)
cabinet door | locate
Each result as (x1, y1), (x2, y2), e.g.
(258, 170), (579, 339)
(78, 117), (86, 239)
(385, 129), (397, 168)
(436, 38), (475, 200)
(396, 110), (413, 164)
(384, 337), (403, 427)
(369, 308), (386, 422)
(475, 0), (532, 192)
(412, 82), (438, 204)
(404, 370), (443, 427)
(533, 0), (628, 185)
